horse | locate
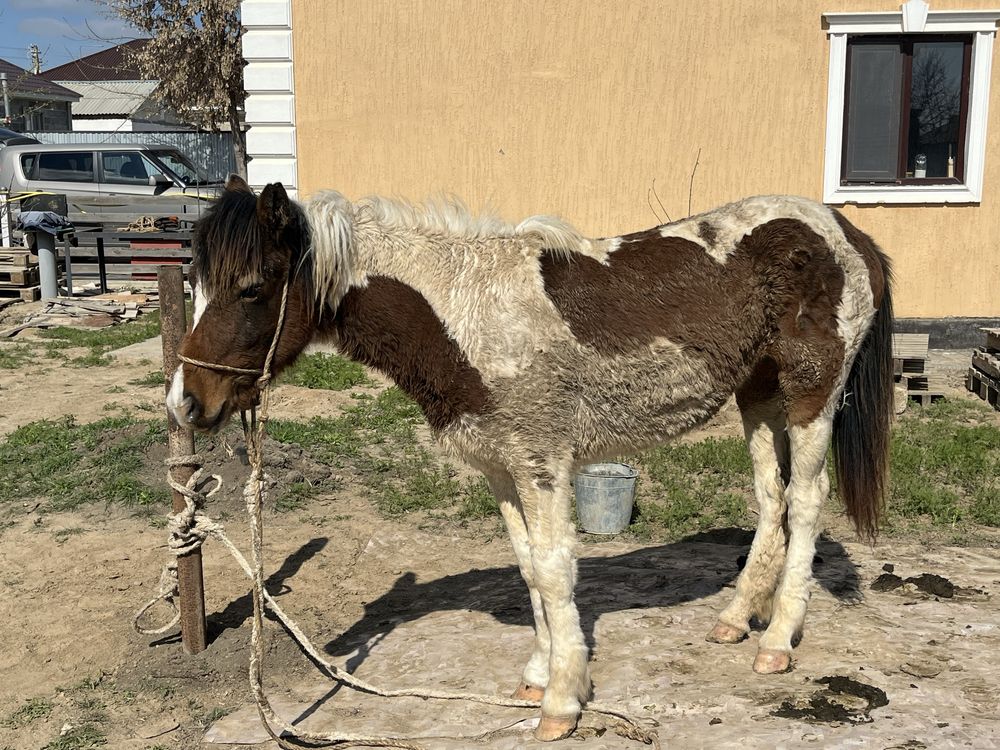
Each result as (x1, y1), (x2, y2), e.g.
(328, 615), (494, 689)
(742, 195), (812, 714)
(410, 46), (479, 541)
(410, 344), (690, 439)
(167, 175), (893, 742)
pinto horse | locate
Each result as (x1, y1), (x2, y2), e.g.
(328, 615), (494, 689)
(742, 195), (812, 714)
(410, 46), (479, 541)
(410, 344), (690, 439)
(168, 175), (893, 741)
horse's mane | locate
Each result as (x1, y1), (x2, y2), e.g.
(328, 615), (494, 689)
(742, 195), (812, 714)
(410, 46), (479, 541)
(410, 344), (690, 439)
(304, 190), (591, 305)
(191, 188), (266, 295)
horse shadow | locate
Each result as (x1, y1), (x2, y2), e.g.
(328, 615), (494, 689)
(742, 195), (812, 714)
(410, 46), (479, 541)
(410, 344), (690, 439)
(320, 528), (862, 667)
(205, 536), (330, 642)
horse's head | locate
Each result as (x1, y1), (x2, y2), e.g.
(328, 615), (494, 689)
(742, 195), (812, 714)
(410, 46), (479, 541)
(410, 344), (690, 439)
(167, 176), (317, 432)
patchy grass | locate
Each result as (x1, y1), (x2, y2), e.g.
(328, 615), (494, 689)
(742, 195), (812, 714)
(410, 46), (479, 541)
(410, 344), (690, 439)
(275, 481), (318, 512)
(270, 388), (500, 522)
(129, 370), (165, 387)
(0, 415), (169, 512)
(41, 725), (106, 750)
(885, 399), (1000, 530)
(37, 311), (161, 367)
(2, 697), (54, 729)
(279, 352), (373, 391)
(0, 343), (33, 369)
(626, 437), (754, 540)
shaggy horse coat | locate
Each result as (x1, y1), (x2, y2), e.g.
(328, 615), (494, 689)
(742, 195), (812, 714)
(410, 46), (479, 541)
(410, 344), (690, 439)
(168, 177), (893, 741)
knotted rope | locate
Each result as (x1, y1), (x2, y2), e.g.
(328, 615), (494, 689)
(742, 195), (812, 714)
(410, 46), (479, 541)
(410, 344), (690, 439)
(135, 278), (660, 748)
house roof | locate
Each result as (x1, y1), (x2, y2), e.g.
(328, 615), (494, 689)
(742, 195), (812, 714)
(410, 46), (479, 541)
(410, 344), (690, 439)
(0, 58), (80, 101)
(42, 40), (151, 83)
(63, 80), (159, 117)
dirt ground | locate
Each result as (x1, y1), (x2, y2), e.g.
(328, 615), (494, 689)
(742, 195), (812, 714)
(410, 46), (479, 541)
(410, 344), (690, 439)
(1, 310), (998, 749)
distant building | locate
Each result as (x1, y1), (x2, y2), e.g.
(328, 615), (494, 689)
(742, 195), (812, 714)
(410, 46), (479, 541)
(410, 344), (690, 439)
(42, 40), (189, 132)
(0, 58), (79, 131)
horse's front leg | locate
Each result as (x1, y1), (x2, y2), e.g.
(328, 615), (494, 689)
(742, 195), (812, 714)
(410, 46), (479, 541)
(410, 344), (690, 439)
(514, 458), (590, 742)
(485, 471), (550, 701)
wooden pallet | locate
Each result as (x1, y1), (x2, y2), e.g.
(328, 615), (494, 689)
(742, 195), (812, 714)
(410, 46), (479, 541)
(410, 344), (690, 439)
(0, 247), (34, 268)
(891, 333), (928, 382)
(967, 366), (1000, 410)
(0, 284), (41, 302)
(981, 327), (1000, 354)
(0, 265), (40, 286)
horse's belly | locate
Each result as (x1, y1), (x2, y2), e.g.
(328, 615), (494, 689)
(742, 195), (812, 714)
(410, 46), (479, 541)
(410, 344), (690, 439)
(572, 347), (730, 459)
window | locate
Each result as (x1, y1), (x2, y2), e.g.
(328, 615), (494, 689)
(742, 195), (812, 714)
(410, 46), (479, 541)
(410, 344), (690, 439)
(101, 151), (161, 185)
(33, 152), (95, 183)
(823, 6), (1000, 204)
(843, 36), (970, 184)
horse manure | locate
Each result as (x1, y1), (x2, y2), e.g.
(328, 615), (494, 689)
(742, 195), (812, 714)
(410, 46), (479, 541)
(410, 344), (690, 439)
(870, 571), (957, 598)
(882, 563), (895, 573)
(771, 675), (888, 725)
(871, 573), (904, 592)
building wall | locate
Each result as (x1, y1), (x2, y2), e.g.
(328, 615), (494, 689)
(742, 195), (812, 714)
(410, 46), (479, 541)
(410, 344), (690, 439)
(286, 0), (1000, 318)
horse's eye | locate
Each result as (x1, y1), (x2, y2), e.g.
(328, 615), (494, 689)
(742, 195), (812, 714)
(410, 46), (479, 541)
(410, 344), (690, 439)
(239, 284), (262, 300)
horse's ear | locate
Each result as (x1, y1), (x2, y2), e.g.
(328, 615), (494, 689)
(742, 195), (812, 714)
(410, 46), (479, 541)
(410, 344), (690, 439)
(224, 174), (252, 193)
(257, 182), (292, 233)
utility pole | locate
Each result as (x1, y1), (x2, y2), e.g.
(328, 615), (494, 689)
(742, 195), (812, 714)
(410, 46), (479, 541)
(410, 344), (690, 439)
(0, 72), (10, 126)
(29, 45), (41, 75)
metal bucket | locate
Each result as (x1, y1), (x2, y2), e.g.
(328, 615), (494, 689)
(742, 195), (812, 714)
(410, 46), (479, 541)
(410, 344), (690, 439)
(574, 462), (638, 534)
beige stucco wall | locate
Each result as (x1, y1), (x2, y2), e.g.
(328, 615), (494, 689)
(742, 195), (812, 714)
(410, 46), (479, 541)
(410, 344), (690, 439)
(291, 0), (1000, 318)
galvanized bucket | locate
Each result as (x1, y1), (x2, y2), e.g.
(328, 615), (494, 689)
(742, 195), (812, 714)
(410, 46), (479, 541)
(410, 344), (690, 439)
(574, 462), (638, 534)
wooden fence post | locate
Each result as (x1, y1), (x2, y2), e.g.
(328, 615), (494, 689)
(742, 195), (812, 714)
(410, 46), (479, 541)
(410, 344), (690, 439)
(158, 264), (208, 655)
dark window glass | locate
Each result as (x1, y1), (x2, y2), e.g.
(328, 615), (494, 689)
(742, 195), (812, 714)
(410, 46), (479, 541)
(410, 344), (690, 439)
(907, 42), (964, 178)
(843, 35), (971, 185)
(845, 44), (902, 181)
(35, 152), (95, 182)
(20, 154), (37, 178)
(101, 151), (160, 185)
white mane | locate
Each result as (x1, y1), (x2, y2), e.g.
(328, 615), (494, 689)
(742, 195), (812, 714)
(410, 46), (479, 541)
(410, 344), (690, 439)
(303, 189), (592, 306)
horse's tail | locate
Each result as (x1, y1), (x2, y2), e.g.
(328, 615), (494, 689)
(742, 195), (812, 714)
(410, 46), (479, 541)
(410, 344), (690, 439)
(832, 237), (894, 542)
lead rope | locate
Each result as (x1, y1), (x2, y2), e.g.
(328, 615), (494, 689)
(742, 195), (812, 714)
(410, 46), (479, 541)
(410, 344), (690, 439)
(136, 279), (660, 749)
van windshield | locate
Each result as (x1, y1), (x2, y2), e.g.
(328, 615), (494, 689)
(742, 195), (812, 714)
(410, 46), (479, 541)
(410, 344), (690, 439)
(150, 150), (214, 186)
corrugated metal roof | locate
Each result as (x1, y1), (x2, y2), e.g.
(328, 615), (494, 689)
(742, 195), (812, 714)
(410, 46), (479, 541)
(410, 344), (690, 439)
(0, 58), (80, 100)
(42, 40), (151, 83)
(64, 81), (159, 117)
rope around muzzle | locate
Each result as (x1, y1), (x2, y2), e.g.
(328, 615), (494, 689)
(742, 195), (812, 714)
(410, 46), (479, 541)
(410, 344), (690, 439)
(135, 280), (660, 748)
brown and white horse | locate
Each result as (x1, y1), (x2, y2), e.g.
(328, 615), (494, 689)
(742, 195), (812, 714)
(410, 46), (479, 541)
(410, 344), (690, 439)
(168, 175), (893, 741)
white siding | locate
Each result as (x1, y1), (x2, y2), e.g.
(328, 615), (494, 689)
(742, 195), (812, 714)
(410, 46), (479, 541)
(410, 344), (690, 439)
(240, 0), (297, 194)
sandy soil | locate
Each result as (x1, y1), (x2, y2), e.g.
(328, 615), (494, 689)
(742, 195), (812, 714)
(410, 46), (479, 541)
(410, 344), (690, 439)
(1, 311), (998, 749)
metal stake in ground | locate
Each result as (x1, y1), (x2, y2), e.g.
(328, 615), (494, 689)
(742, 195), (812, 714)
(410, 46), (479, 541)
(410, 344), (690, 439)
(158, 264), (208, 654)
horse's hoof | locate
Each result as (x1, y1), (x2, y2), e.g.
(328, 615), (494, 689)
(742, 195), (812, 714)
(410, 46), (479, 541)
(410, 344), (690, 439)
(753, 648), (792, 674)
(511, 682), (545, 702)
(534, 714), (578, 742)
(706, 621), (747, 644)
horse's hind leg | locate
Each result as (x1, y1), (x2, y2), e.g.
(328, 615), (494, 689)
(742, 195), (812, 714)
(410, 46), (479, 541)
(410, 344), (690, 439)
(753, 414), (833, 674)
(486, 470), (550, 701)
(708, 392), (790, 644)
(514, 457), (590, 741)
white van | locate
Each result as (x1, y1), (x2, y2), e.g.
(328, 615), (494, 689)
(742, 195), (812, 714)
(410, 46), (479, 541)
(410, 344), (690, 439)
(0, 143), (222, 217)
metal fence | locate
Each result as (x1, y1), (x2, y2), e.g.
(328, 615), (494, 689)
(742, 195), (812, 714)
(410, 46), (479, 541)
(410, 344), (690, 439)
(24, 130), (237, 181)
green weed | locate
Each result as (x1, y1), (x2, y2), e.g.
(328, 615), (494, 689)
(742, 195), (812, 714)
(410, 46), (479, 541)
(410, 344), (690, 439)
(0, 343), (32, 369)
(38, 311), (161, 367)
(41, 725), (106, 750)
(129, 370), (165, 387)
(279, 352), (373, 390)
(2, 697), (54, 729)
(0, 416), (169, 512)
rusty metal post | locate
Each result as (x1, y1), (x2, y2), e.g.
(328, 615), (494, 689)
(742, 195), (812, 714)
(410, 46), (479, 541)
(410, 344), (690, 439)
(158, 265), (208, 654)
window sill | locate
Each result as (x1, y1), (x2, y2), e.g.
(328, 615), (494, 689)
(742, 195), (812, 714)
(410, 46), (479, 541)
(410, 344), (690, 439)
(825, 183), (981, 205)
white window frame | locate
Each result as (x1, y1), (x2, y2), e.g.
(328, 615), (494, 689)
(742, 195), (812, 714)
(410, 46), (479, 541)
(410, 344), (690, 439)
(822, 7), (1000, 204)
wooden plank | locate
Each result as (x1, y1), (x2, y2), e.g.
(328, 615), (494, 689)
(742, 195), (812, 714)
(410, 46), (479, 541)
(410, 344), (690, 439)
(972, 350), (1000, 380)
(891, 333), (930, 359)
(0, 248), (33, 268)
(902, 374), (929, 391)
(0, 266), (40, 286)
(982, 327), (1000, 353)
(0, 285), (41, 302)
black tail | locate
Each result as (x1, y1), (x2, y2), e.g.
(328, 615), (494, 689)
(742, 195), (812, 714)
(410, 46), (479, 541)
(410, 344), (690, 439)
(832, 237), (894, 542)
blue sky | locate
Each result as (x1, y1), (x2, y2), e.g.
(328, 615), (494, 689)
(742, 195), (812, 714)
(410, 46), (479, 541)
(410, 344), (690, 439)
(0, 0), (137, 72)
